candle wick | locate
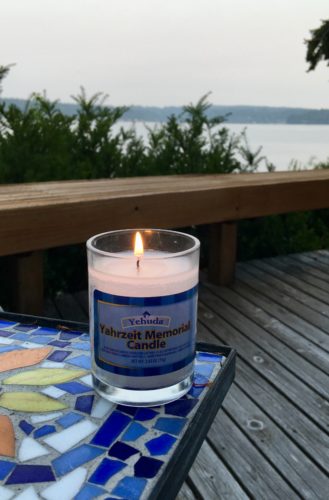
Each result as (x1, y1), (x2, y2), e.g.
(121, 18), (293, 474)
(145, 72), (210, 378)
(137, 258), (140, 270)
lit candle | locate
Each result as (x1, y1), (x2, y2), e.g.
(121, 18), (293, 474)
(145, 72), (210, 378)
(87, 229), (200, 406)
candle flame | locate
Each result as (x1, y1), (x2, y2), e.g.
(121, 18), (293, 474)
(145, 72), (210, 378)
(134, 231), (144, 257)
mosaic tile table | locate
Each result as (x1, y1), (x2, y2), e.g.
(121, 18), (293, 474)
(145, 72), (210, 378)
(0, 313), (235, 500)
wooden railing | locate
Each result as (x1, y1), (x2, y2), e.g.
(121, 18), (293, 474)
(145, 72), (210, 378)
(1, 170), (329, 314)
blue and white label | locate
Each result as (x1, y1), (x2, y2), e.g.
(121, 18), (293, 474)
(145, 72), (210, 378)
(93, 286), (198, 376)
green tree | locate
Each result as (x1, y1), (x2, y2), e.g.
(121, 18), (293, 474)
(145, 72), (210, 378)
(305, 19), (329, 71)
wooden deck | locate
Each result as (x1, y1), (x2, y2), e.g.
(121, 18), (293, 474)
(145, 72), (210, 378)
(43, 250), (329, 499)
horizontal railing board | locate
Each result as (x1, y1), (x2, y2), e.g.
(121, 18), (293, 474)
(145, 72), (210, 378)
(1, 170), (329, 256)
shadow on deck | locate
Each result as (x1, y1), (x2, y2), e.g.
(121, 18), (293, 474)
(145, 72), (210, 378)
(44, 250), (329, 499)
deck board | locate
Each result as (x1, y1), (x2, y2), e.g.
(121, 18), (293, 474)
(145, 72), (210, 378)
(45, 250), (329, 499)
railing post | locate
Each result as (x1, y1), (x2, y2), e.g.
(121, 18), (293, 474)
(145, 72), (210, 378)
(9, 251), (44, 315)
(208, 222), (237, 285)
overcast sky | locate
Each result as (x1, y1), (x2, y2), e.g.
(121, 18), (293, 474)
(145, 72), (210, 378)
(1, 0), (329, 108)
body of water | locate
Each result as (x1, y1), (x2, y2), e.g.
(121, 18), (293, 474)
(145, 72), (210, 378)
(116, 122), (329, 172)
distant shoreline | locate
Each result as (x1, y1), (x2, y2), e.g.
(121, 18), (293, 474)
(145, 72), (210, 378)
(2, 98), (329, 125)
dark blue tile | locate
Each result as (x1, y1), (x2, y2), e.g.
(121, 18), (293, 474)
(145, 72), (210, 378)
(55, 381), (91, 394)
(196, 352), (224, 363)
(48, 340), (71, 348)
(19, 420), (34, 435)
(0, 329), (14, 337)
(116, 405), (137, 417)
(165, 398), (198, 417)
(0, 460), (15, 480)
(88, 458), (126, 485)
(134, 456), (163, 478)
(33, 425), (56, 438)
(60, 331), (83, 340)
(145, 433), (176, 456)
(56, 412), (84, 428)
(52, 444), (104, 477)
(0, 320), (16, 328)
(134, 408), (158, 421)
(91, 411), (131, 448)
(75, 483), (106, 500)
(153, 417), (187, 436)
(75, 395), (94, 414)
(108, 441), (139, 460)
(47, 350), (71, 362)
(67, 355), (91, 370)
(112, 476), (147, 500)
(121, 422), (147, 442)
(188, 385), (205, 398)
(6, 465), (55, 484)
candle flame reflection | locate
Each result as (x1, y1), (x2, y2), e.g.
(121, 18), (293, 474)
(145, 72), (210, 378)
(134, 231), (144, 257)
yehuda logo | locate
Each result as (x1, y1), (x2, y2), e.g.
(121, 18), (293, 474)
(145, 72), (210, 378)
(121, 311), (171, 329)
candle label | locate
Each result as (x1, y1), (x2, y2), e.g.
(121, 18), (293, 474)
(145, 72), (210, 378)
(93, 286), (198, 376)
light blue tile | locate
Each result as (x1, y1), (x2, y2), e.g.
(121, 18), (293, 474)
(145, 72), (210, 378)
(52, 444), (104, 476)
(67, 355), (91, 370)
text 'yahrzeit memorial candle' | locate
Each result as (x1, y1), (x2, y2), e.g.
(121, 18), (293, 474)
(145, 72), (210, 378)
(87, 229), (200, 406)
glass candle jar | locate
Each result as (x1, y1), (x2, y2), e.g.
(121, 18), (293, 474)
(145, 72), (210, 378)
(87, 229), (200, 406)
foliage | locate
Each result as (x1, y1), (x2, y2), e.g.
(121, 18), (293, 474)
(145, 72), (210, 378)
(305, 19), (329, 71)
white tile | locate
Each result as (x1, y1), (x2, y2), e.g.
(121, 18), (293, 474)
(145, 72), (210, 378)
(41, 467), (87, 500)
(91, 398), (114, 419)
(15, 486), (39, 500)
(0, 337), (14, 345)
(41, 386), (66, 399)
(19, 437), (49, 462)
(80, 374), (93, 387)
(31, 412), (63, 423)
(21, 341), (44, 349)
(0, 485), (15, 500)
(43, 420), (97, 452)
(41, 361), (65, 368)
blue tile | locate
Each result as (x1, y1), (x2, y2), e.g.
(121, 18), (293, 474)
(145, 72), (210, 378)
(145, 434), (176, 456)
(6, 464), (55, 484)
(47, 350), (71, 362)
(153, 417), (187, 436)
(74, 483), (106, 500)
(79, 334), (90, 341)
(48, 340), (71, 348)
(165, 398), (198, 417)
(0, 329), (14, 337)
(55, 381), (91, 394)
(74, 342), (91, 351)
(0, 320), (16, 328)
(188, 385), (205, 398)
(52, 444), (104, 477)
(195, 363), (214, 379)
(193, 373), (209, 388)
(19, 420), (34, 435)
(11, 332), (30, 341)
(108, 441), (139, 460)
(121, 422), (147, 442)
(196, 352), (224, 363)
(112, 476), (147, 500)
(91, 411), (131, 448)
(89, 458), (126, 485)
(33, 327), (59, 336)
(14, 324), (38, 333)
(0, 460), (15, 480)
(75, 395), (94, 414)
(0, 345), (24, 353)
(34, 425), (56, 438)
(60, 331), (83, 340)
(134, 456), (163, 478)
(28, 335), (53, 345)
(67, 354), (91, 370)
(134, 408), (158, 421)
(56, 412), (84, 428)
